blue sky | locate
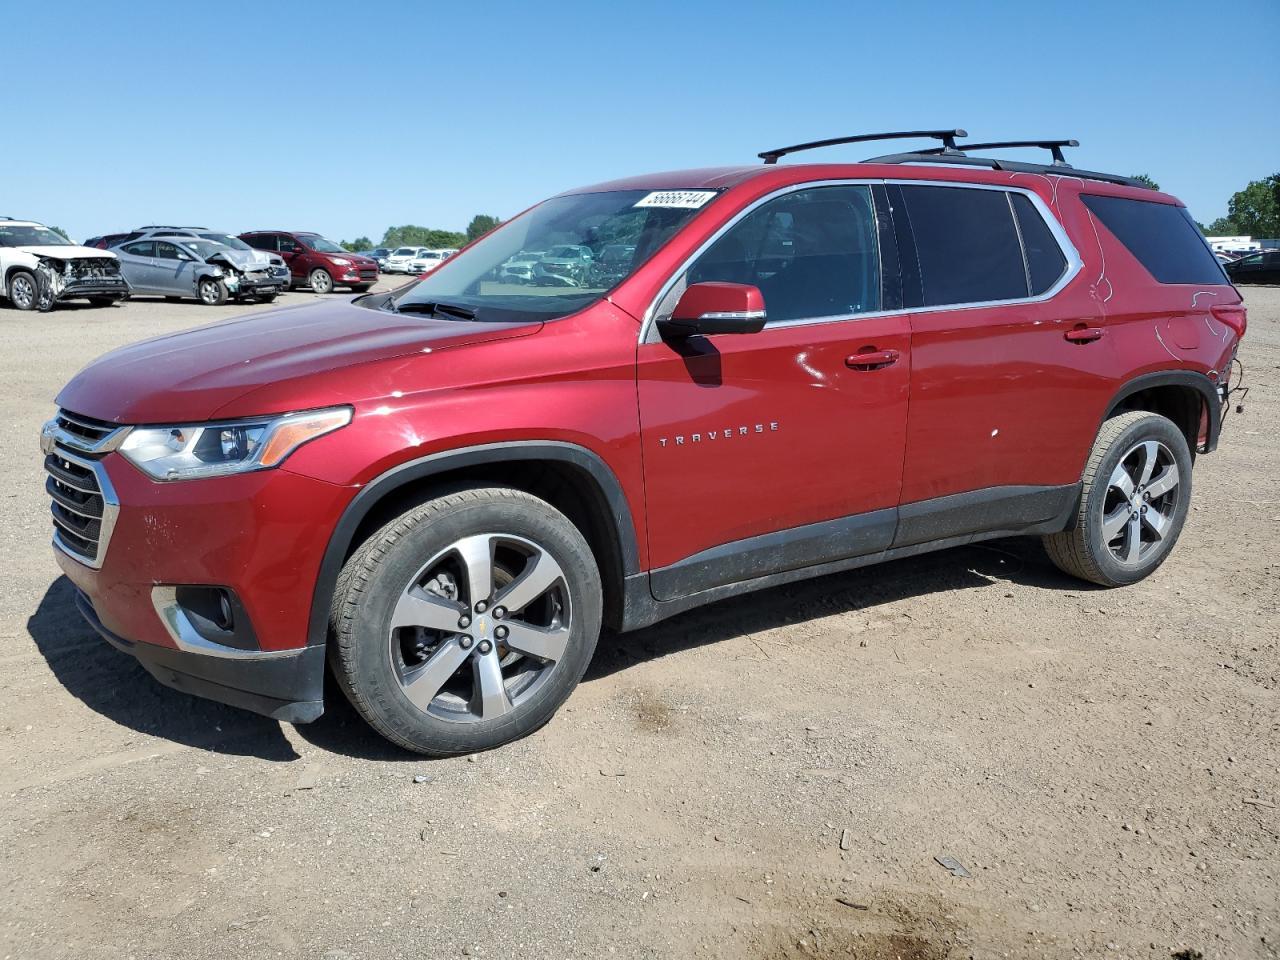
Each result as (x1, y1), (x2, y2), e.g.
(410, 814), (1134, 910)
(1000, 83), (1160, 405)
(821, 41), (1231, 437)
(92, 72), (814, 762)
(10, 0), (1278, 244)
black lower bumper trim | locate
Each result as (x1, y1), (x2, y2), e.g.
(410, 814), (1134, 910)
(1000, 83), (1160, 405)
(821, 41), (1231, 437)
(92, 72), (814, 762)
(74, 590), (325, 723)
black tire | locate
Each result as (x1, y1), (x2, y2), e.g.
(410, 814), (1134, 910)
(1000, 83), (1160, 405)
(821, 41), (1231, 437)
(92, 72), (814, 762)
(257, 293), (278, 304)
(197, 277), (228, 306)
(330, 487), (602, 756)
(309, 268), (334, 294)
(87, 296), (117, 307)
(7, 271), (38, 311)
(1043, 411), (1193, 587)
(350, 284), (371, 293)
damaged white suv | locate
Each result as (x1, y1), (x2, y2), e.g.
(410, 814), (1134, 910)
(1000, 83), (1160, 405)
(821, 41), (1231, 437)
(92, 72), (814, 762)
(0, 218), (129, 312)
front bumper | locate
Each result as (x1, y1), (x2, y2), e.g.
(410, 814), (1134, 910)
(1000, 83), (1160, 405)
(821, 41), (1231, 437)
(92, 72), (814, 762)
(74, 589), (326, 721)
(57, 277), (130, 302)
(49, 447), (355, 722)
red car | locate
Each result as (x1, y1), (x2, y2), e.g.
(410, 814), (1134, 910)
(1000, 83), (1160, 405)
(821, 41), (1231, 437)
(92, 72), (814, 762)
(239, 230), (377, 293)
(44, 131), (1246, 755)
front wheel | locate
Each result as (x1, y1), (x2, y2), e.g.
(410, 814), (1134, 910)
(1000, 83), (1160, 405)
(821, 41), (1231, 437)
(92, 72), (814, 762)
(1043, 410), (1192, 587)
(7, 271), (39, 311)
(309, 268), (334, 294)
(88, 296), (118, 307)
(330, 487), (602, 756)
(198, 277), (228, 306)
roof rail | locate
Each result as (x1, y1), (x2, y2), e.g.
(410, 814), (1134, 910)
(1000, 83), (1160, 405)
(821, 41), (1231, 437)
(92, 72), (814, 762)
(865, 141), (1151, 190)
(759, 129), (967, 165)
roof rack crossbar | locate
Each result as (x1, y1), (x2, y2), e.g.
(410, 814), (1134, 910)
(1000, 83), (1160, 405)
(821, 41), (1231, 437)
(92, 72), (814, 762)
(759, 129), (967, 165)
(913, 138), (1080, 166)
(863, 151), (1151, 190)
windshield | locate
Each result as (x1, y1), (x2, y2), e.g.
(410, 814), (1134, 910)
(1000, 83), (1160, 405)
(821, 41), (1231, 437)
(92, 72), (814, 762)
(174, 239), (229, 259)
(301, 235), (347, 253)
(0, 225), (72, 247)
(199, 232), (252, 251)
(394, 189), (717, 323)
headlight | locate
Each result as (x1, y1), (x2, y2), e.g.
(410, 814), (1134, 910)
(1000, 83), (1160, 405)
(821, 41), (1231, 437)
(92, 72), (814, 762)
(119, 407), (352, 481)
(331, 257), (352, 266)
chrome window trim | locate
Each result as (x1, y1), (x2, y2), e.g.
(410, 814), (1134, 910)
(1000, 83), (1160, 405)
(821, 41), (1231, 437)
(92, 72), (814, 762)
(47, 446), (119, 571)
(639, 177), (1082, 343)
(150, 586), (297, 660)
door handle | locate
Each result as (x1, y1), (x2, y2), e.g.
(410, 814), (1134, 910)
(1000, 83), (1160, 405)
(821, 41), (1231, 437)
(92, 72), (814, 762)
(845, 348), (900, 370)
(1064, 325), (1105, 344)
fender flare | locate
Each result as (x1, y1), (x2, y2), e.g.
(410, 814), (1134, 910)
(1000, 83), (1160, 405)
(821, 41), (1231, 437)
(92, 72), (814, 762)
(305, 441), (641, 647)
(1101, 369), (1221, 452)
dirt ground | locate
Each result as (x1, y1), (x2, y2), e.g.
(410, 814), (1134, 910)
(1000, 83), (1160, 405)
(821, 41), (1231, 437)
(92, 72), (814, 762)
(1, 281), (1276, 960)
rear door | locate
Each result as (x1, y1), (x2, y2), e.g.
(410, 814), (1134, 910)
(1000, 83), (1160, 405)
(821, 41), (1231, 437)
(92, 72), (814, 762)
(891, 182), (1110, 543)
(636, 183), (911, 599)
(115, 240), (160, 293)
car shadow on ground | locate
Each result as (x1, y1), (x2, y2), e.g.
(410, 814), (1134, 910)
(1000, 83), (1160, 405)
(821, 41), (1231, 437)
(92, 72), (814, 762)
(28, 537), (1086, 763)
(27, 576), (301, 761)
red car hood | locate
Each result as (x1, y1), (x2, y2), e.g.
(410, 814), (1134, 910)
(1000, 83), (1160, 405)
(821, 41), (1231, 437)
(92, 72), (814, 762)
(57, 299), (541, 423)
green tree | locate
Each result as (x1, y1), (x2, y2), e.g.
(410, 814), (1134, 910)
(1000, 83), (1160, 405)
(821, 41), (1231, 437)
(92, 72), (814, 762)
(49, 226), (71, 241)
(465, 215), (501, 243)
(341, 235), (373, 251)
(1226, 174), (1280, 238)
(1130, 173), (1160, 191)
(1206, 216), (1243, 235)
(381, 225), (467, 249)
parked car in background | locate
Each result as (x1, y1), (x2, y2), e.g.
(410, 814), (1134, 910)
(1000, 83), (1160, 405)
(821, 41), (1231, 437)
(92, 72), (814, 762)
(1224, 250), (1280, 284)
(589, 243), (637, 287)
(497, 250), (543, 284)
(534, 244), (594, 286)
(369, 248), (391, 270)
(408, 248), (457, 275)
(383, 246), (427, 274)
(113, 236), (283, 305)
(240, 231), (377, 293)
(1, 218), (129, 311)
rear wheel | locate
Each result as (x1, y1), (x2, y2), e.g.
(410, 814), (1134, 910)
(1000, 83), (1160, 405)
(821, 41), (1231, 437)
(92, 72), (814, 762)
(8, 271), (38, 311)
(309, 268), (334, 294)
(1043, 411), (1192, 586)
(331, 487), (602, 756)
(88, 296), (117, 307)
(198, 277), (228, 306)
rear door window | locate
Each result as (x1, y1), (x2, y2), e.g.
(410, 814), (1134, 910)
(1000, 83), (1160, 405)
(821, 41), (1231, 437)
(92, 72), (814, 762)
(1080, 195), (1227, 285)
(1010, 193), (1068, 295)
(899, 185), (1028, 307)
(122, 241), (155, 257)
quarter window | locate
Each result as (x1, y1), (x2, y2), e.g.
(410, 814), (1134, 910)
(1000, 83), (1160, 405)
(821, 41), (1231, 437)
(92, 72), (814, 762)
(899, 185), (1029, 307)
(1080, 194), (1227, 285)
(684, 185), (881, 323)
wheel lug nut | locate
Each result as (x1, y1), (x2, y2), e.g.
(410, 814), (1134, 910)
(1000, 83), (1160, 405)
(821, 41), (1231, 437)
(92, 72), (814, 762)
(475, 600), (488, 613)
(459, 635), (473, 650)
(478, 640), (493, 654)
(495, 625), (508, 640)
(493, 606), (506, 620)
(458, 615), (471, 629)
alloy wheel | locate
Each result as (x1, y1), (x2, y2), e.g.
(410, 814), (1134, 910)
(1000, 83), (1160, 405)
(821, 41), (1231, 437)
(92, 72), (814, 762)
(1100, 440), (1180, 566)
(388, 533), (571, 723)
(199, 280), (220, 304)
(11, 275), (35, 309)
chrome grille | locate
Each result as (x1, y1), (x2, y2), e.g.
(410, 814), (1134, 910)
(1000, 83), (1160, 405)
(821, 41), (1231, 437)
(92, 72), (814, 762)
(41, 409), (124, 568)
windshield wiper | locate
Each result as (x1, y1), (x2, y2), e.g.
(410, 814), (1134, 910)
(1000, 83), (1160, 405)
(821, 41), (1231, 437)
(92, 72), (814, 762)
(396, 301), (477, 321)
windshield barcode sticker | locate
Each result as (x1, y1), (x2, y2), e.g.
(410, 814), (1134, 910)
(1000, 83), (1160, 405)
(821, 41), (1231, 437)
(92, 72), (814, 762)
(634, 190), (718, 209)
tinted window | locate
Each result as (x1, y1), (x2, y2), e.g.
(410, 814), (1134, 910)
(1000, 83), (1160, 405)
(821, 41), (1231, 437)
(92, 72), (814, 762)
(685, 185), (881, 323)
(122, 241), (154, 257)
(277, 235), (299, 253)
(1081, 195), (1227, 285)
(155, 242), (184, 260)
(901, 185), (1027, 306)
(1010, 193), (1068, 295)
(244, 234), (275, 252)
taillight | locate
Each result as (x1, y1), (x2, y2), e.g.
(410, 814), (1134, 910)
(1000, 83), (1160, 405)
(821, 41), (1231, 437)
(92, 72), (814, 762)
(1210, 304), (1247, 337)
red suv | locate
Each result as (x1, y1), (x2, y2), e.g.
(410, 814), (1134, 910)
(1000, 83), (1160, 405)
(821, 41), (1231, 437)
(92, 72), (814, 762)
(239, 230), (378, 294)
(43, 131), (1246, 755)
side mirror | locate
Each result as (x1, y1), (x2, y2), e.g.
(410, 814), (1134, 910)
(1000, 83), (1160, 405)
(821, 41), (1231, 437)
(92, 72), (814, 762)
(657, 282), (767, 339)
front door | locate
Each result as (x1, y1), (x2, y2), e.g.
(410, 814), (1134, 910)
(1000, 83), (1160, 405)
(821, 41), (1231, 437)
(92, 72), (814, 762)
(152, 240), (199, 296)
(636, 183), (910, 599)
